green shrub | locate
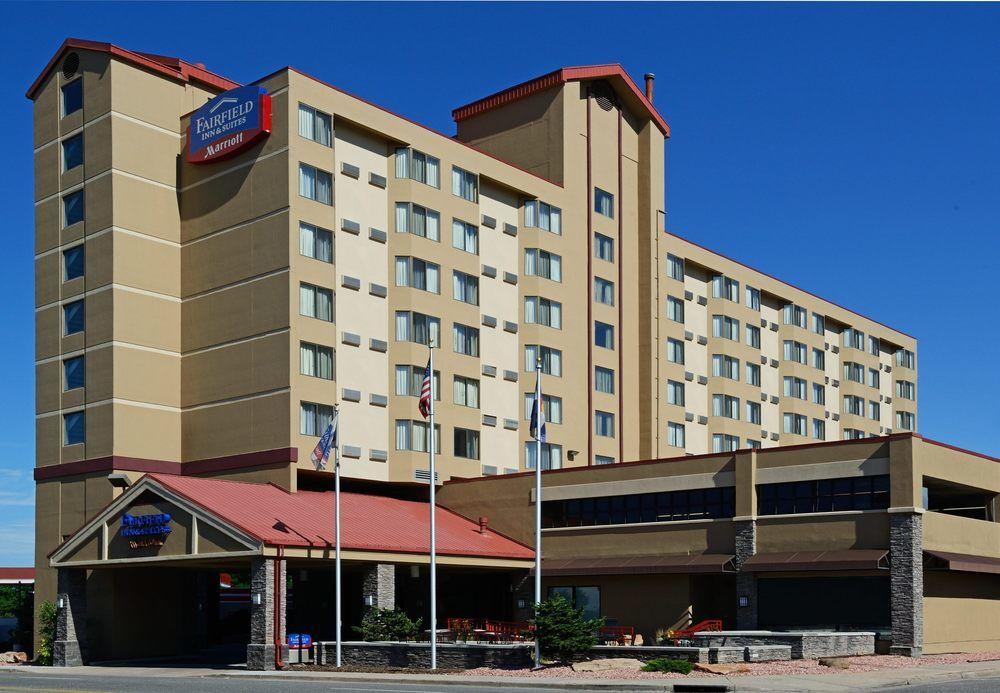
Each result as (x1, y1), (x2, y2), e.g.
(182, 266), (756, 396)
(36, 601), (57, 666)
(353, 607), (421, 642)
(642, 657), (694, 674)
(531, 594), (602, 662)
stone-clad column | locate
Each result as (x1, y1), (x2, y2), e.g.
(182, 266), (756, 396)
(733, 520), (758, 630)
(890, 512), (923, 657)
(53, 568), (86, 667)
(247, 558), (287, 671)
(362, 564), (395, 610)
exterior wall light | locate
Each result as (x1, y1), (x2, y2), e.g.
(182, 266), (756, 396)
(738, 596), (749, 607)
(56, 597), (65, 609)
(251, 593), (262, 606)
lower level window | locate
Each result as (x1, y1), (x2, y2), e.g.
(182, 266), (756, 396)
(300, 401), (334, 436)
(63, 411), (85, 445)
(758, 475), (890, 516)
(548, 586), (600, 621)
(594, 410), (615, 437)
(595, 455), (614, 465)
(526, 441), (562, 470)
(667, 422), (685, 448)
(712, 434), (740, 452)
(454, 427), (480, 459)
(395, 419), (441, 453)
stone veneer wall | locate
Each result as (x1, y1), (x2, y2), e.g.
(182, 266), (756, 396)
(53, 569), (87, 667)
(247, 558), (288, 671)
(733, 519), (758, 629)
(316, 641), (532, 669)
(890, 512), (924, 657)
(692, 632), (876, 659)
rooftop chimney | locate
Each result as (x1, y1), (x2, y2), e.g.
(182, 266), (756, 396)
(478, 516), (489, 535)
(644, 73), (655, 103)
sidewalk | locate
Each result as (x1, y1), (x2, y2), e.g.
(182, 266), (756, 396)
(4, 660), (1000, 691)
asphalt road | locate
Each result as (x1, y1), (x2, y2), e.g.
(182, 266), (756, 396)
(890, 677), (1000, 692)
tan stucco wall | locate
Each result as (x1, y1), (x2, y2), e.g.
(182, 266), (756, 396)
(924, 571), (1000, 653)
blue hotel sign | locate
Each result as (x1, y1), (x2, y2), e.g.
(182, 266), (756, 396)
(121, 513), (172, 549)
(187, 85), (272, 164)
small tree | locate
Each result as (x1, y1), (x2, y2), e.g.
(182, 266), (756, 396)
(353, 607), (421, 642)
(532, 594), (602, 662)
(36, 601), (57, 666)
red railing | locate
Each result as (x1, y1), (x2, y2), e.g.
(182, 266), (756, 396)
(598, 625), (636, 645)
(446, 618), (532, 642)
(667, 618), (723, 642)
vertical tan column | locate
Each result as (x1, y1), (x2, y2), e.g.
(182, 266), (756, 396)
(733, 449), (758, 629)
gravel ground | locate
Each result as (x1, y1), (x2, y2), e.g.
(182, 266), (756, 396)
(461, 651), (1000, 679)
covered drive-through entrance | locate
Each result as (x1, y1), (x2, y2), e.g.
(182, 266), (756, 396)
(48, 473), (535, 669)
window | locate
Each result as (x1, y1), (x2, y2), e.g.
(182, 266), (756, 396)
(783, 340), (807, 364)
(300, 342), (334, 380)
(758, 475), (890, 516)
(63, 411), (85, 445)
(453, 271), (479, 306)
(784, 376), (807, 399)
(594, 277), (615, 306)
(62, 79), (83, 116)
(712, 275), (740, 302)
(868, 400), (880, 421)
(896, 411), (915, 430)
(712, 315), (740, 341)
(594, 188), (614, 218)
(524, 249), (562, 281)
(525, 345), (562, 376)
(595, 367), (615, 394)
(666, 295), (684, 322)
(812, 348), (825, 370)
(844, 395), (865, 416)
(896, 349), (916, 369)
(454, 428), (480, 459)
(746, 324), (761, 349)
(452, 323), (479, 356)
(812, 313), (826, 335)
(745, 285), (760, 310)
(395, 419), (441, 453)
(524, 393), (563, 424)
(746, 363), (761, 387)
(452, 219), (479, 254)
(524, 296), (562, 328)
(666, 338), (685, 364)
(452, 166), (478, 202)
(63, 356), (84, 391)
(63, 190), (84, 227)
(746, 401), (761, 425)
(595, 455), (615, 466)
(395, 311), (440, 346)
(395, 365), (440, 400)
(666, 254), (685, 281)
(747, 439), (762, 449)
(297, 103), (332, 146)
(542, 486), (735, 529)
(843, 327), (865, 350)
(667, 422), (686, 448)
(783, 304), (807, 328)
(713, 434), (740, 452)
(62, 133), (83, 171)
(595, 233), (614, 261)
(867, 368), (880, 389)
(395, 203), (441, 241)
(594, 321), (614, 349)
(394, 147), (440, 187)
(844, 362), (865, 383)
(812, 383), (826, 405)
(63, 245), (85, 281)
(869, 336), (881, 356)
(298, 163), (333, 204)
(813, 418), (826, 440)
(712, 394), (740, 420)
(844, 428), (866, 440)
(63, 300), (84, 335)
(395, 256), (440, 293)
(299, 222), (333, 263)
(712, 354), (740, 380)
(526, 441), (562, 470)
(299, 283), (334, 322)
(783, 412), (808, 435)
(300, 401), (335, 436)
(594, 410), (615, 437)
(524, 200), (562, 234)
(666, 380), (685, 406)
(453, 376), (480, 408)
(896, 380), (915, 400)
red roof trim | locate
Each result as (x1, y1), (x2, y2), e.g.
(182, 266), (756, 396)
(26, 38), (239, 100)
(452, 64), (670, 137)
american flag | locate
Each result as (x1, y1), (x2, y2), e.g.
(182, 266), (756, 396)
(418, 360), (432, 418)
(310, 410), (339, 470)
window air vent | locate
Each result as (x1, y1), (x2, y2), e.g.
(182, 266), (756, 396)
(414, 469), (440, 484)
(62, 53), (80, 79)
(592, 81), (617, 111)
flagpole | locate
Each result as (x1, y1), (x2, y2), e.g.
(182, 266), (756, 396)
(334, 404), (342, 668)
(534, 357), (543, 668)
(428, 340), (438, 671)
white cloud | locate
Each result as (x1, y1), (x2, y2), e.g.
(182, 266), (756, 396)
(0, 522), (34, 564)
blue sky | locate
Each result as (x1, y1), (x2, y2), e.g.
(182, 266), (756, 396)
(0, 3), (997, 565)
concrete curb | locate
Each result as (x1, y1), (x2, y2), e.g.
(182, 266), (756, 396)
(205, 671), (676, 689)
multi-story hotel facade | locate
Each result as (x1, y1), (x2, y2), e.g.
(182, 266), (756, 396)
(29, 39), (962, 666)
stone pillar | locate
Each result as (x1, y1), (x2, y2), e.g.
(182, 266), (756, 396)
(362, 563), (395, 610)
(247, 557), (287, 671)
(54, 568), (86, 667)
(890, 512), (923, 657)
(733, 520), (758, 630)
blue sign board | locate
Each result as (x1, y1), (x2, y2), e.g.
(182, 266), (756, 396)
(187, 85), (272, 164)
(120, 512), (172, 537)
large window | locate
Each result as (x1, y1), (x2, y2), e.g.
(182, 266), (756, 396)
(783, 340), (807, 364)
(300, 401), (335, 436)
(896, 349), (915, 369)
(595, 410), (615, 437)
(395, 311), (440, 345)
(395, 256), (440, 293)
(813, 418), (826, 440)
(844, 362), (865, 383)
(526, 441), (562, 470)
(454, 428), (480, 460)
(745, 285), (760, 310)
(525, 345), (562, 376)
(896, 380), (915, 400)
(812, 313), (826, 335)
(667, 422), (685, 448)
(453, 271), (479, 305)
(844, 395), (865, 416)
(525, 296), (562, 328)
(524, 249), (562, 281)
(783, 412), (808, 435)
(63, 355), (85, 391)
(300, 342), (334, 380)
(783, 376), (807, 399)
(594, 233), (614, 261)
(746, 363), (761, 387)
(452, 166), (478, 202)
(594, 187), (615, 218)
(395, 419), (441, 453)
(896, 411), (915, 430)
(453, 323), (480, 356)
(868, 400), (880, 421)
(746, 324), (761, 349)
(868, 335), (881, 356)
(63, 190), (84, 227)
(299, 222), (333, 263)
(595, 366), (615, 394)
(712, 315), (740, 341)
(666, 254), (684, 281)
(758, 475), (890, 516)
(63, 300), (84, 335)
(452, 219), (479, 254)
(712, 394), (740, 420)
(595, 321), (614, 349)
(783, 304), (807, 328)
(712, 354), (740, 380)
(594, 277), (614, 306)
(395, 203), (441, 241)
(298, 103), (332, 146)
(812, 348), (825, 370)
(525, 200), (562, 234)
(843, 327), (866, 350)
(812, 383), (826, 405)
(712, 275), (740, 302)
(299, 283), (334, 322)
(63, 245), (85, 281)
(542, 486), (735, 528)
(299, 163), (333, 204)
(713, 434), (740, 452)
(666, 295), (684, 323)
(395, 147), (440, 187)
(62, 133), (83, 171)
(454, 376), (480, 408)
(868, 368), (880, 389)
(547, 586), (601, 621)
(667, 379), (685, 406)
(747, 401), (762, 425)
(524, 393), (563, 424)
(395, 365), (440, 400)
(63, 411), (85, 446)
(666, 338), (684, 364)
(61, 79), (83, 116)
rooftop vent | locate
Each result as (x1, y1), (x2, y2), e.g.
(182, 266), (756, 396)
(62, 52), (80, 80)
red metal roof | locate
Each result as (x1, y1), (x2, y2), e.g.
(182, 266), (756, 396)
(0, 568), (35, 582)
(26, 38), (239, 100)
(147, 474), (533, 560)
(452, 64), (670, 137)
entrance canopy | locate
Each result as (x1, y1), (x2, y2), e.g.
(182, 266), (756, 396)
(50, 473), (534, 570)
